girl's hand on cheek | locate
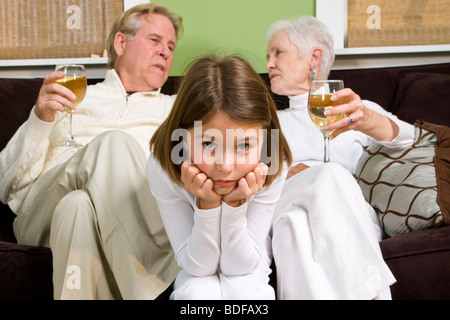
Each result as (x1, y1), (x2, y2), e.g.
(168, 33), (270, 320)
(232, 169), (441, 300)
(181, 162), (222, 210)
(223, 163), (268, 207)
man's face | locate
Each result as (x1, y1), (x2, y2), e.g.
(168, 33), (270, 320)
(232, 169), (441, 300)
(115, 13), (177, 92)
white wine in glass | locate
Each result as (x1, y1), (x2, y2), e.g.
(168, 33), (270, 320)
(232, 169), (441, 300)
(307, 80), (344, 162)
(55, 64), (87, 147)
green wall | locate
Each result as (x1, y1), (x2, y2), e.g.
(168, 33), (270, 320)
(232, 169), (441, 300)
(157, 0), (315, 75)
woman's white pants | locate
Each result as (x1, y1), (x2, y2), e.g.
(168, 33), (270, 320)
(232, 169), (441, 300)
(271, 163), (395, 300)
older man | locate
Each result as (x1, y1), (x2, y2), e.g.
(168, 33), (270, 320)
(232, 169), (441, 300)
(0, 3), (182, 300)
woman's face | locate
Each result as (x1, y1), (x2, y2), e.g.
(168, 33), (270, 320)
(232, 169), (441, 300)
(266, 31), (311, 96)
(187, 111), (263, 196)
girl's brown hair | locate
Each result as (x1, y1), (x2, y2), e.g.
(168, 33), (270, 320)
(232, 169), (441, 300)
(150, 55), (292, 186)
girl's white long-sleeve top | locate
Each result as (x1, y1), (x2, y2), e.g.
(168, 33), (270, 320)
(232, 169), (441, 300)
(146, 155), (287, 278)
(0, 70), (175, 206)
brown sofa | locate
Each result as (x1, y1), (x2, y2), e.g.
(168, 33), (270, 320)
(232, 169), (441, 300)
(1, 63), (450, 300)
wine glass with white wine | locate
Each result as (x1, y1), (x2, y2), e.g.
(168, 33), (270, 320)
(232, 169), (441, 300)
(307, 80), (344, 162)
(55, 64), (87, 147)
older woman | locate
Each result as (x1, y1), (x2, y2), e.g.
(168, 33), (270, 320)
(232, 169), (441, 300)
(266, 16), (415, 299)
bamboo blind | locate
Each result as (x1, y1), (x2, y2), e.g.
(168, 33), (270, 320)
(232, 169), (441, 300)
(347, 0), (450, 47)
(0, 0), (123, 59)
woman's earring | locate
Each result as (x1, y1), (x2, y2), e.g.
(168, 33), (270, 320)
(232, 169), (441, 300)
(310, 69), (317, 81)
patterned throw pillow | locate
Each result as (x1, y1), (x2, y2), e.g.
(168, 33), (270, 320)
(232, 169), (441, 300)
(355, 121), (450, 238)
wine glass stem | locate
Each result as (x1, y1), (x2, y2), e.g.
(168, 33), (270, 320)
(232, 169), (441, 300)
(323, 135), (330, 163)
(68, 111), (75, 141)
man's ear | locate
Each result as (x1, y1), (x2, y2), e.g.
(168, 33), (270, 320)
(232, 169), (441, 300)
(113, 32), (127, 57)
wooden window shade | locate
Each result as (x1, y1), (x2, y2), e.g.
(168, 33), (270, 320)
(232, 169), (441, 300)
(0, 0), (123, 59)
(347, 0), (450, 47)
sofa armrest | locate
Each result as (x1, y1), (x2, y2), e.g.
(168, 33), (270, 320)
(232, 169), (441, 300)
(0, 203), (17, 242)
(380, 225), (450, 300)
(0, 241), (53, 299)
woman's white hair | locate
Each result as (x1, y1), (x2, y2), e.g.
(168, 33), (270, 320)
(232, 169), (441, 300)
(266, 16), (335, 80)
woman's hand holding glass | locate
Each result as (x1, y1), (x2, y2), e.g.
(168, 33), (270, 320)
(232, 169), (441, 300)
(307, 81), (396, 162)
(321, 88), (362, 137)
(322, 88), (399, 142)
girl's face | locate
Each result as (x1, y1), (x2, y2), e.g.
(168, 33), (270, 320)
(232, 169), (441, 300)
(187, 111), (264, 195)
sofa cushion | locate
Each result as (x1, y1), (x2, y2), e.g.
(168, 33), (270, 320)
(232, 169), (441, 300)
(330, 63), (450, 115)
(330, 67), (401, 113)
(355, 121), (450, 238)
(390, 72), (450, 127)
(0, 241), (53, 299)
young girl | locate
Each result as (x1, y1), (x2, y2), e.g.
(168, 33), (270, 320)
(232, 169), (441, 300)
(146, 55), (292, 299)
